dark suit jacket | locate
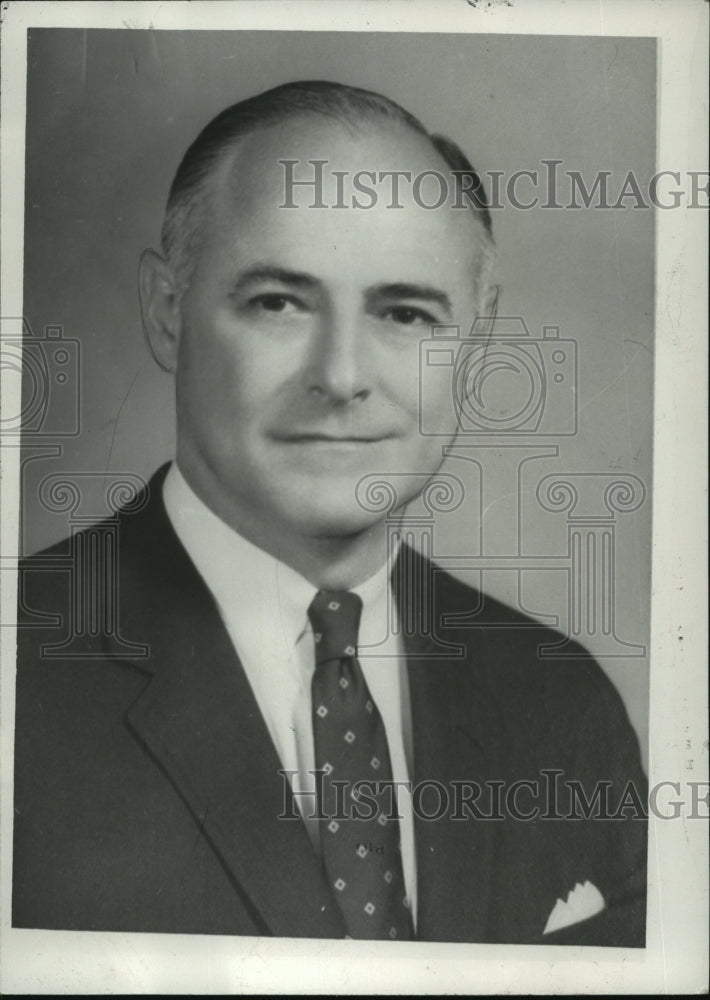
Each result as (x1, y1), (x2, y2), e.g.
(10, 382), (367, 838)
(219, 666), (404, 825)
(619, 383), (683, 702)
(12, 466), (647, 945)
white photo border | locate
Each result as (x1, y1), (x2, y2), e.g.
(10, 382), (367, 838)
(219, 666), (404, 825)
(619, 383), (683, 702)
(1, 1), (707, 994)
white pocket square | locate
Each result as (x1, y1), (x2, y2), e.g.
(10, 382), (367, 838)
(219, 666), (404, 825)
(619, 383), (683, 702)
(543, 880), (606, 935)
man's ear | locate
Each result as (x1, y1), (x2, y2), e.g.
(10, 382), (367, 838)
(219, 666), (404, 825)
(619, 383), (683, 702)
(138, 249), (182, 373)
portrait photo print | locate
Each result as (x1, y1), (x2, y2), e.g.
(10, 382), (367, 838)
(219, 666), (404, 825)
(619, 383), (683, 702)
(8, 26), (657, 952)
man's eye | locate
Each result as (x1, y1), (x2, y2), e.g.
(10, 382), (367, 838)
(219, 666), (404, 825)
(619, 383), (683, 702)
(384, 306), (436, 326)
(252, 294), (297, 313)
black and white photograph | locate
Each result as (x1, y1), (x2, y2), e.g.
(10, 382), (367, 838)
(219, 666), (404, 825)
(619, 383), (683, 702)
(1, 1), (707, 994)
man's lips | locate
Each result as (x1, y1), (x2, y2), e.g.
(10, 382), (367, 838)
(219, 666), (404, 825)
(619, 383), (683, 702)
(271, 432), (394, 444)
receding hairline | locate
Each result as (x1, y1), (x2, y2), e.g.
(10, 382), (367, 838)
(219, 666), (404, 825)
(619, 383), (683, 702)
(204, 112), (488, 229)
(160, 82), (496, 293)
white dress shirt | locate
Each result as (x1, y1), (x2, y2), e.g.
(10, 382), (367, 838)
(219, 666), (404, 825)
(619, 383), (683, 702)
(163, 462), (417, 924)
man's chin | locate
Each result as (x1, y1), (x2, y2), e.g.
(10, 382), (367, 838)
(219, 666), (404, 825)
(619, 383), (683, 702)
(287, 501), (386, 541)
(272, 468), (437, 539)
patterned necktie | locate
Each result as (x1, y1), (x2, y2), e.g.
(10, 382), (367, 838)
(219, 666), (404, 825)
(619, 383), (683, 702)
(308, 589), (413, 941)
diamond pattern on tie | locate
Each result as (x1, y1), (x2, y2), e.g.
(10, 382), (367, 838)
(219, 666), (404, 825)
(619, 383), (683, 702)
(308, 589), (413, 941)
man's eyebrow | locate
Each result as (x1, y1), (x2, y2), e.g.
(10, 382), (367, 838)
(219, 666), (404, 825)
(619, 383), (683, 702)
(368, 283), (453, 317)
(229, 266), (320, 292)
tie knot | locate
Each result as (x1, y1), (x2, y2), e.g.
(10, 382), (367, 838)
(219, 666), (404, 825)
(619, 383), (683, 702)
(307, 589), (363, 666)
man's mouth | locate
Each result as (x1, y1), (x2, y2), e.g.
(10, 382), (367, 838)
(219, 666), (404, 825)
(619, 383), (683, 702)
(272, 432), (393, 444)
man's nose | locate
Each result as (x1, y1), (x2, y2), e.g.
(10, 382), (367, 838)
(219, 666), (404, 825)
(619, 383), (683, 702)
(304, 307), (371, 404)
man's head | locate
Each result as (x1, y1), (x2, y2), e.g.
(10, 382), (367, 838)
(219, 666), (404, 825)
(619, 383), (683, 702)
(139, 80), (496, 561)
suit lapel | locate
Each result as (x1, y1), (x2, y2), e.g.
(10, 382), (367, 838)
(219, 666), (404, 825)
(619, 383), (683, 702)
(398, 552), (499, 942)
(114, 472), (498, 941)
(116, 469), (344, 939)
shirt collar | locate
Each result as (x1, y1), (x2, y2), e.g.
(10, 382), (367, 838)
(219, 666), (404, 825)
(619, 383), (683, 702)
(162, 462), (397, 651)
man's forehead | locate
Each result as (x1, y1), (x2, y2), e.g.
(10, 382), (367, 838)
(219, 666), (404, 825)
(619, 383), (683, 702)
(214, 114), (461, 213)
(195, 117), (489, 292)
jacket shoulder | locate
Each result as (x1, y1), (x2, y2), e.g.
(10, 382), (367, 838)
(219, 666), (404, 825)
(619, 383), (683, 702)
(426, 557), (635, 720)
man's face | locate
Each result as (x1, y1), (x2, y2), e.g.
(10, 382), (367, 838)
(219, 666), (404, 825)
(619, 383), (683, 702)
(173, 117), (486, 544)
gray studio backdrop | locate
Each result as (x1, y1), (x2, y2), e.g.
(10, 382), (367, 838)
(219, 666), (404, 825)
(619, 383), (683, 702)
(19, 29), (654, 761)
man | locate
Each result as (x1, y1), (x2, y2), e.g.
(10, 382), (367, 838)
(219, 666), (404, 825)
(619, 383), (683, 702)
(12, 80), (647, 944)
